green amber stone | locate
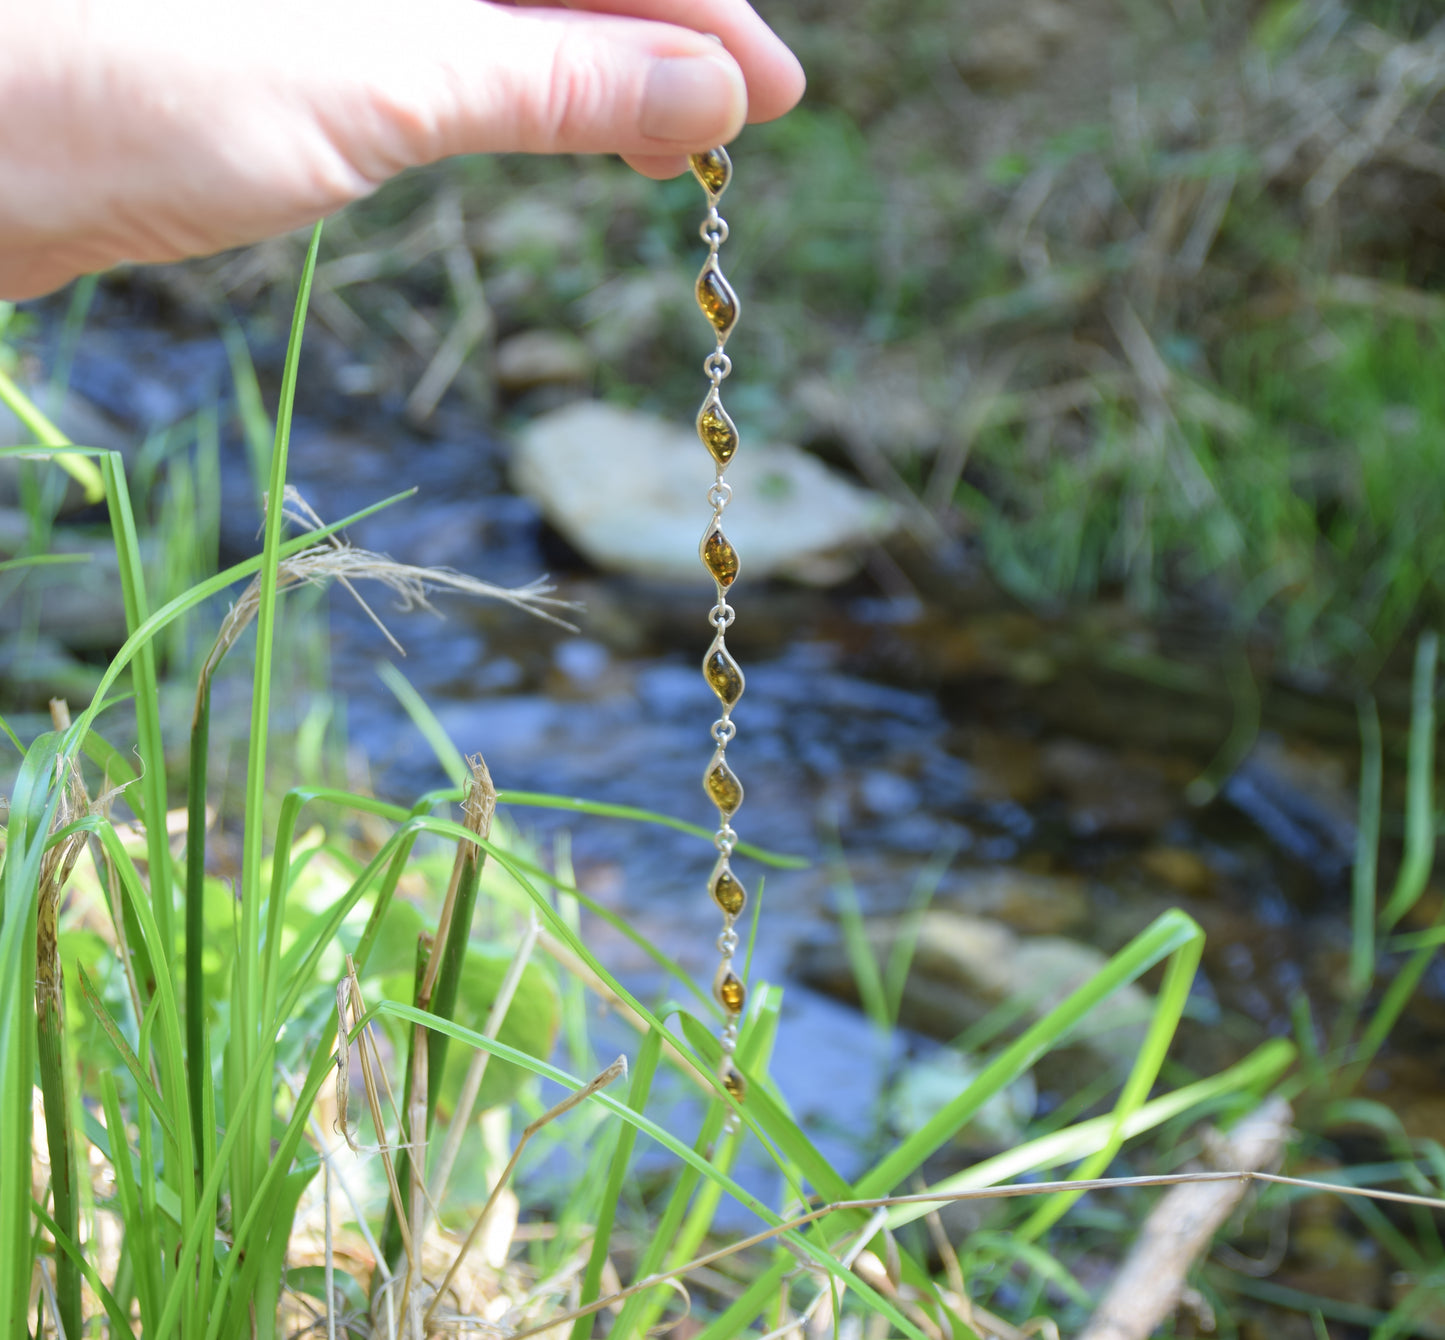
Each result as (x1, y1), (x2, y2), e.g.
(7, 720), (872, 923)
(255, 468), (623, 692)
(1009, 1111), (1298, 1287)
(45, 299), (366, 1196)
(697, 397), (739, 467)
(690, 146), (732, 196)
(703, 639), (744, 707)
(696, 261), (739, 336)
(709, 857), (747, 917)
(704, 753), (743, 815)
(721, 1062), (747, 1102)
(715, 968), (746, 1015)
(701, 524), (739, 587)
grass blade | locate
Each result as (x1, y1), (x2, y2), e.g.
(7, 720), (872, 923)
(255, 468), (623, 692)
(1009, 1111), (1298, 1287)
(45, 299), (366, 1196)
(1350, 693), (1383, 998)
(101, 450), (174, 963)
(101, 1072), (161, 1332)
(77, 964), (178, 1150)
(378, 660), (468, 787)
(0, 364), (105, 500)
(235, 221), (322, 1224)
(498, 790), (808, 869)
(0, 551), (91, 573)
(619, 991), (786, 1340)
(885, 1038), (1294, 1230)
(1380, 631), (1438, 929)
(377, 1001), (931, 1340)
(30, 1198), (131, 1338)
(0, 730), (63, 1336)
(34, 715), (85, 1340)
(832, 855), (890, 1031)
(185, 675), (212, 1184)
(1016, 926), (1203, 1240)
(856, 908), (1205, 1201)
(570, 1026), (664, 1340)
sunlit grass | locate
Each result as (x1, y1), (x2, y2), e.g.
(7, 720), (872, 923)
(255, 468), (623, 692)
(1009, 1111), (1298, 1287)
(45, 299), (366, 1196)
(0, 228), (1326, 1340)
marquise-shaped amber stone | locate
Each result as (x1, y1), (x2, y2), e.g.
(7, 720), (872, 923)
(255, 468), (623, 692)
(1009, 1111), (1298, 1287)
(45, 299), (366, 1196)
(696, 262), (739, 336)
(704, 753), (744, 815)
(697, 399), (738, 467)
(690, 147), (732, 196)
(716, 969), (746, 1015)
(703, 640), (744, 707)
(701, 525), (739, 587)
(721, 1062), (747, 1102)
(709, 858), (747, 917)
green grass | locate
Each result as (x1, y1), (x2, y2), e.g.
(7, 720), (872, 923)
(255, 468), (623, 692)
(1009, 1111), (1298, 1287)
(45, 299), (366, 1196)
(8, 6), (1445, 1318)
(0, 233), (1321, 1340)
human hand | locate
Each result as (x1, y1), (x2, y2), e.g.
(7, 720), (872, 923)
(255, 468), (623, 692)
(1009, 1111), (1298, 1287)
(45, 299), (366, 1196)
(0, 0), (804, 300)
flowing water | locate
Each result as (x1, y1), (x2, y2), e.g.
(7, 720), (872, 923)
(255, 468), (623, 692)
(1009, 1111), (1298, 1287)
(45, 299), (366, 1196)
(9, 294), (1445, 1264)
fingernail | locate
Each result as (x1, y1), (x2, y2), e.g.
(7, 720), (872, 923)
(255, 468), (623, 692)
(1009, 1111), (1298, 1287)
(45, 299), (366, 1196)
(640, 56), (743, 143)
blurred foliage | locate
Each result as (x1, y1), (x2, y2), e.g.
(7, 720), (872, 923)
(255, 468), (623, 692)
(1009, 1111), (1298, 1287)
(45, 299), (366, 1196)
(120, 0), (1445, 680)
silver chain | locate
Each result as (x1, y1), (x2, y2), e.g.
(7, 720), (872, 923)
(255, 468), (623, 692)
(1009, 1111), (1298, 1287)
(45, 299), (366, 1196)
(689, 146), (747, 1129)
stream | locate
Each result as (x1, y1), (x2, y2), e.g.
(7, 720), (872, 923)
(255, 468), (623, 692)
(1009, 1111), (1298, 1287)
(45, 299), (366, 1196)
(7, 287), (1445, 1282)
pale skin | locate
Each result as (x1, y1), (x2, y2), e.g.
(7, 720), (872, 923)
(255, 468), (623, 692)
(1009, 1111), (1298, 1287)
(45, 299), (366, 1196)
(0, 0), (805, 300)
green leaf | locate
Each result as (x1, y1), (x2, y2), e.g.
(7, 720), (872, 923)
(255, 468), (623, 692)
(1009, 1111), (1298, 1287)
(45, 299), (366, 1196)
(0, 365), (105, 500)
(77, 964), (178, 1150)
(281, 1265), (368, 1318)
(379, 937), (560, 1112)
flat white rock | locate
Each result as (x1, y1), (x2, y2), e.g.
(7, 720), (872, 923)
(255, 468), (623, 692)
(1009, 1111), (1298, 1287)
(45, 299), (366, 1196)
(512, 401), (900, 585)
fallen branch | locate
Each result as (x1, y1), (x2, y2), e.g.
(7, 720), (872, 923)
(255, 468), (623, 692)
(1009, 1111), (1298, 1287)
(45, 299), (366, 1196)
(1077, 1096), (1293, 1340)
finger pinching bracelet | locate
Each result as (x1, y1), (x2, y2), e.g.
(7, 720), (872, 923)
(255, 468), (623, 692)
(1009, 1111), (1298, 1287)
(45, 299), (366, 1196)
(688, 145), (748, 1123)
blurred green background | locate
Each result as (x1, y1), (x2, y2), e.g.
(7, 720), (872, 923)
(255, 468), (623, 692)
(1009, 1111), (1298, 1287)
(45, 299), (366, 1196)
(114, 0), (1445, 680)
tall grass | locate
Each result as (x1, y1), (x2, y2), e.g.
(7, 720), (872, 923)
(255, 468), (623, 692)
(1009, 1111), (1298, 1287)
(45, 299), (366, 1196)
(3, 233), (1444, 1338)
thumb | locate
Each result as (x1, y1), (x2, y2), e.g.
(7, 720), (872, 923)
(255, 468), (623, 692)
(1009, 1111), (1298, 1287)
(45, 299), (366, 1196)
(332, 2), (749, 179)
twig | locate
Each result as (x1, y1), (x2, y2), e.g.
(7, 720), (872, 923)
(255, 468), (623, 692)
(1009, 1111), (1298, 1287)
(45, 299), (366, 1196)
(423, 1057), (629, 1330)
(755, 1209), (888, 1340)
(500, 1158), (1445, 1340)
(339, 963), (415, 1268)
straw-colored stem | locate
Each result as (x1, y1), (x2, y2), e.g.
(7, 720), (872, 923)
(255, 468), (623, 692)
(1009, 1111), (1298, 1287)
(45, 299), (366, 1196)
(36, 699), (87, 1340)
(424, 1057), (627, 1330)
(379, 758), (495, 1282)
(36, 906), (81, 1340)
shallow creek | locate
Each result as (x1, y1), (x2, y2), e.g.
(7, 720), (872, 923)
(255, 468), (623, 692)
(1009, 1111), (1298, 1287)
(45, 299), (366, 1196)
(10, 301), (1445, 1249)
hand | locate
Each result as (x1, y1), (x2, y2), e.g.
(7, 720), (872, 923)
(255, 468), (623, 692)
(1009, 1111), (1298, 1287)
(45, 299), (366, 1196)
(0, 0), (804, 299)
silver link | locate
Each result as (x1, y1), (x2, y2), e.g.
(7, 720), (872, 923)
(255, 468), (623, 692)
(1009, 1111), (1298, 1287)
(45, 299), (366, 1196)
(700, 209), (730, 248)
